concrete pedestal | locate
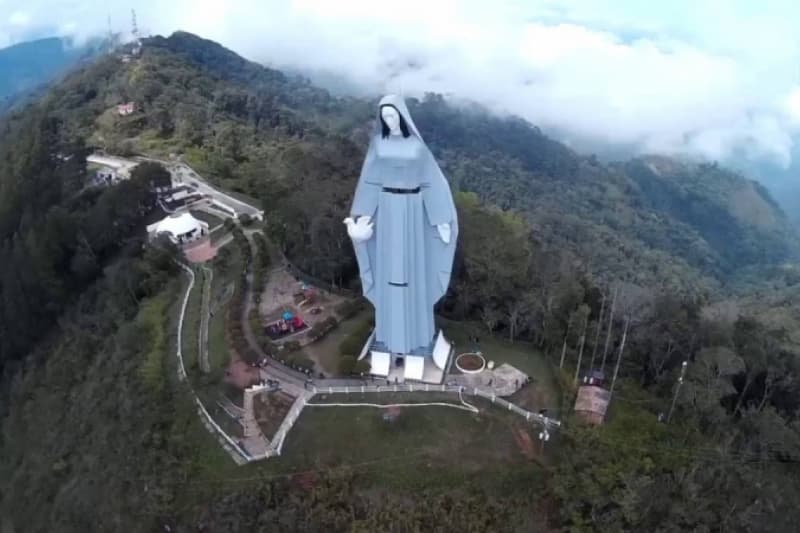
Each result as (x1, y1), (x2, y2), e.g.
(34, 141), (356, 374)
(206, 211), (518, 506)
(360, 330), (452, 384)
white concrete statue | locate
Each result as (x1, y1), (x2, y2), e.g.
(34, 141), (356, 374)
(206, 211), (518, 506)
(344, 95), (458, 358)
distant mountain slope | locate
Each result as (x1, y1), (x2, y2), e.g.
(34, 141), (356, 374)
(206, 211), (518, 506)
(0, 36), (106, 111)
(10, 30), (796, 296)
(410, 98), (799, 292)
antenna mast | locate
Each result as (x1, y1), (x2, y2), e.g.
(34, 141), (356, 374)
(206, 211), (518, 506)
(131, 9), (139, 39)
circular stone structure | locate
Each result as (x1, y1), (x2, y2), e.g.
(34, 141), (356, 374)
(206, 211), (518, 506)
(455, 352), (486, 374)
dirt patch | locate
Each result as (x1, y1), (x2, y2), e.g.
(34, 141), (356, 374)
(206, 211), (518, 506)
(513, 424), (536, 460)
(292, 471), (318, 491)
(456, 352), (485, 372)
(258, 267), (350, 343)
(253, 390), (295, 439)
(508, 380), (555, 413)
(224, 359), (260, 389)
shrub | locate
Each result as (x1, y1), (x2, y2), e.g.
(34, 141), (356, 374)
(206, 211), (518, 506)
(283, 340), (302, 353)
(287, 353), (314, 372)
(333, 298), (365, 319)
(352, 359), (371, 375)
(338, 319), (373, 357)
(308, 316), (339, 340)
(339, 355), (356, 375)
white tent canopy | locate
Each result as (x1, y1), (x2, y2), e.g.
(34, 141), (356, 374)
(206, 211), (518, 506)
(148, 212), (208, 243)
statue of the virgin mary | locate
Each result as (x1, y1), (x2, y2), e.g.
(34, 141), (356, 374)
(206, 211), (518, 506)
(344, 95), (458, 362)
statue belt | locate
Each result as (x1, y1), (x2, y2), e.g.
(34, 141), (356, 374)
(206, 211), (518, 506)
(382, 186), (421, 194)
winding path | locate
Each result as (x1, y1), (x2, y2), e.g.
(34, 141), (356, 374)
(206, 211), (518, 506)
(166, 165), (562, 464)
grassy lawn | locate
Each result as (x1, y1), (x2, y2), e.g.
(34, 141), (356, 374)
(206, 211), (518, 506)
(190, 209), (225, 228)
(304, 308), (372, 375)
(193, 247), (243, 404)
(209, 224), (228, 245)
(276, 397), (546, 491)
(181, 266), (205, 377)
(224, 188), (262, 210)
(440, 318), (562, 415)
(207, 307), (228, 374)
(206, 251), (238, 378)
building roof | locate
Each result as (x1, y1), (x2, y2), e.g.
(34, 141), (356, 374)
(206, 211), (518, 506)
(574, 385), (611, 417)
(153, 212), (205, 237)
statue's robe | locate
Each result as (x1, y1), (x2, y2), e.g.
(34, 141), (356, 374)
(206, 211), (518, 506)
(349, 96), (458, 354)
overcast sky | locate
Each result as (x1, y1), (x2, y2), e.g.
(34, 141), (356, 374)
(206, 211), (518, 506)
(4, 0), (800, 169)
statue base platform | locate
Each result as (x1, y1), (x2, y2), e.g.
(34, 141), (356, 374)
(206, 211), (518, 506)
(358, 330), (453, 384)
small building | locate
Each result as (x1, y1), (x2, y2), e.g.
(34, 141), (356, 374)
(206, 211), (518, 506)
(574, 384), (611, 425)
(146, 212), (208, 245)
(87, 154), (136, 180)
(93, 167), (120, 186)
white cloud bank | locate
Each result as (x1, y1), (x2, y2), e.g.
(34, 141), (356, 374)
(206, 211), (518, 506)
(3, 0), (800, 168)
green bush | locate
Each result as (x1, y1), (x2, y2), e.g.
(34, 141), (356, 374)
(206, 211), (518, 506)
(352, 359), (371, 375)
(339, 355), (356, 375)
(287, 352), (314, 372)
(334, 298), (365, 319)
(283, 340), (302, 353)
(338, 319), (373, 357)
(308, 316), (339, 340)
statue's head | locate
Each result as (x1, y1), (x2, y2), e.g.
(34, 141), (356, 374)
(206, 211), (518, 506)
(380, 104), (411, 139)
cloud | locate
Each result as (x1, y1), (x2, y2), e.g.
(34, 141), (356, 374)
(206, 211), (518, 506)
(2, 0), (800, 169)
(9, 11), (31, 27)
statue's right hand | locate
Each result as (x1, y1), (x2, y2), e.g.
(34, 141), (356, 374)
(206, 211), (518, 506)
(344, 215), (374, 242)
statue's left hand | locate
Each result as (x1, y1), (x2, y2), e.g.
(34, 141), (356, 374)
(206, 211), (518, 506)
(437, 223), (451, 244)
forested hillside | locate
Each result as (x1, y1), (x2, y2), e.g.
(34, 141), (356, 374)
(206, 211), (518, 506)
(1, 31), (799, 532)
(34, 30), (793, 297)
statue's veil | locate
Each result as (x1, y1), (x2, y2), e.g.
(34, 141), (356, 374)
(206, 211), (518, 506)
(376, 94), (422, 141)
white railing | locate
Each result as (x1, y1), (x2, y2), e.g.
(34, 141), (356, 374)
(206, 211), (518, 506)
(309, 384), (561, 429)
(177, 264), (561, 467)
(176, 263), (252, 463)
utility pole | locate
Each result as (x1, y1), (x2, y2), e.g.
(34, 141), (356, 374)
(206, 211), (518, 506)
(599, 287), (618, 373)
(559, 315), (573, 369)
(608, 316), (630, 397)
(573, 315), (589, 385)
(588, 292), (606, 372)
(667, 361), (688, 423)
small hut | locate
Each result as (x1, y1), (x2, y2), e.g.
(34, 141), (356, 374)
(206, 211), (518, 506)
(574, 384), (611, 425)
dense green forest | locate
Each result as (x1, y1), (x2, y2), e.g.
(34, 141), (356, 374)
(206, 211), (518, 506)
(1, 31), (799, 531)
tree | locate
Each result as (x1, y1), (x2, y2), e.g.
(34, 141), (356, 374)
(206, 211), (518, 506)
(130, 161), (171, 190)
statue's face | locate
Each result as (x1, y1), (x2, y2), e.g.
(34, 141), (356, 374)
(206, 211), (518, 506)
(381, 106), (401, 135)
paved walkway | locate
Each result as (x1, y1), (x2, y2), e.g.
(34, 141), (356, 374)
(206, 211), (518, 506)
(169, 182), (561, 466)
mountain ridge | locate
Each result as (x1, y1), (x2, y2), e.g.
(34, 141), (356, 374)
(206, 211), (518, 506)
(7, 30), (797, 296)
